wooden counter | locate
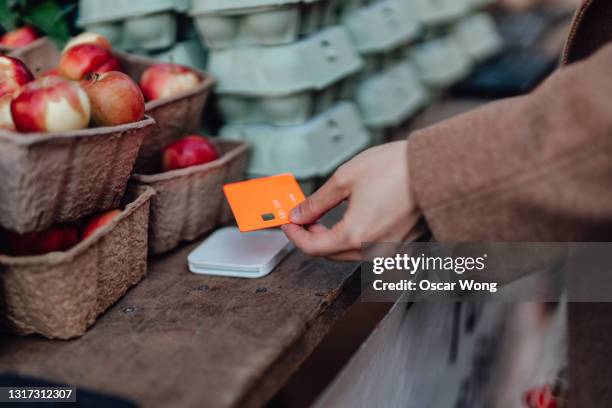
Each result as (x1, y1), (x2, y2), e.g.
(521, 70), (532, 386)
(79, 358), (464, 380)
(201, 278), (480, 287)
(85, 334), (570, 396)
(0, 241), (360, 408)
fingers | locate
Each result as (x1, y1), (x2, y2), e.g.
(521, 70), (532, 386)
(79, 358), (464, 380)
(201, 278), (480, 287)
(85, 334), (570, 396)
(282, 219), (426, 261)
(290, 174), (349, 225)
(281, 222), (353, 257)
(327, 223), (426, 262)
(283, 223), (362, 261)
(307, 223), (328, 233)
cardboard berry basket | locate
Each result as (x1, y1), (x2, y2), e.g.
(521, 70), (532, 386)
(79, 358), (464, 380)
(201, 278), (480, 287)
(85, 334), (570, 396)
(118, 53), (216, 173)
(131, 140), (249, 255)
(9, 38), (217, 174)
(0, 117), (155, 234)
(6, 36), (56, 71)
(0, 186), (155, 339)
(0, 37), (48, 55)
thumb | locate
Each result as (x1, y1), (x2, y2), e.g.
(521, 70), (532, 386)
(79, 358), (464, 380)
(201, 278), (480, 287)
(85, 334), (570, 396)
(290, 175), (349, 225)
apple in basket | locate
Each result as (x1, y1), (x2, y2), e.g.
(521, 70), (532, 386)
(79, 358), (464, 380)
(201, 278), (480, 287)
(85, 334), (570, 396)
(11, 76), (91, 133)
(64, 32), (112, 52)
(0, 95), (15, 130)
(0, 26), (38, 48)
(5, 225), (79, 256)
(162, 135), (219, 171)
(139, 63), (201, 101)
(81, 71), (145, 126)
(41, 67), (60, 77)
(58, 43), (120, 81)
(81, 210), (122, 241)
(0, 55), (34, 98)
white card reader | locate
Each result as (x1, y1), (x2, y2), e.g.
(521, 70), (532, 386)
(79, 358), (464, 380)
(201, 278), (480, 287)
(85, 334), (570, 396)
(187, 227), (293, 278)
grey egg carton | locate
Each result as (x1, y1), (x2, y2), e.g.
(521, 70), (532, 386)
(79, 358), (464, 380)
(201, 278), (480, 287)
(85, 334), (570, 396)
(336, 0), (372, 14)
(191, 0), (342, 49)
(80, 15), (179, 52)
(78, 0), (189, 23)
(191, 0), (322, 14)
(208, 25), (363, 96)
(217, 78), (354, 126)
(407, 0), (470, 27)
(78, 0), (190, 51)
(341, 0), (421, 55)
(355, 59), (429, 129)
(356, 49), (405, 78)
(140, 39), (209, 70)
(220, 102), (370, 179)
(216, 47), (429, 128)
(190, 0), (399, 50)
(410, 35), (473, 89)
(452, 12), (502, 62)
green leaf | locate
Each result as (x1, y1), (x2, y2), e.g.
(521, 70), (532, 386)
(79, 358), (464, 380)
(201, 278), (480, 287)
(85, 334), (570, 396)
(0, 0), (19, 31)
(22, 0), (71, 43)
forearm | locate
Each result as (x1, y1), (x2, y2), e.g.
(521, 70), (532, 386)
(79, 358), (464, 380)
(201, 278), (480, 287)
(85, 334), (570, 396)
(409, 42), (612, 241)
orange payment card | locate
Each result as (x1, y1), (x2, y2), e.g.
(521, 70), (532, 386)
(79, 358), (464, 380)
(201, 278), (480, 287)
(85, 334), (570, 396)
(223, 174), (306, 232)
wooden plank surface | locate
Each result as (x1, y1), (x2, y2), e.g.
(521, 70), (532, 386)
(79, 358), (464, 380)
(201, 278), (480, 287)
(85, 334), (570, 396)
(0, 241), (359, 408)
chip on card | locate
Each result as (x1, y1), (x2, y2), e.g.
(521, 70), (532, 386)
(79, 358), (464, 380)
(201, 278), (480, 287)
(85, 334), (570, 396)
(223, 174), (306, 232)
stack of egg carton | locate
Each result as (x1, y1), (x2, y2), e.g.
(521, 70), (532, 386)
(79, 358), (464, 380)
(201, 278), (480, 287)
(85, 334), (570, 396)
(406, 0), (502, 92)
(191, 0), (372, 193)
(77, 0), (208, 69)
(451, 0), (502, 63)
(188, 0), (501, 191)
(338, 0), (429, 144)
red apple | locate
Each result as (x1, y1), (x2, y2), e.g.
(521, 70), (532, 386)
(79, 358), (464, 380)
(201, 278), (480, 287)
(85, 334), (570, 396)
(0, 94), (15, 131)
(58, 43), (120, 81)
(6, 225), (79, 256)
(139, 63), (201, 101)
(11, 76), (91, 133)
(64, 32), (112, 52)
(81, 209), (122, 241)
(523, 385), (557, 408)
(40, 67), (60, 77)
(162, 135), (219, 171)
(0, 26), (38, 48)
(0, 55), (34, 98)
(81, 71), (145, 126)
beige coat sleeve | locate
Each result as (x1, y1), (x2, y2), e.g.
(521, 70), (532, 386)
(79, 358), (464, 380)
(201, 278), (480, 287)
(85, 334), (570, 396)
(408, 42), (612, 242)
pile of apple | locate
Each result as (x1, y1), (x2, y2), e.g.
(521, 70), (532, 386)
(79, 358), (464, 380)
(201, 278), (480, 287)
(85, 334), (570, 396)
(0, 32), (203, 134)
(0, 210), (121, 256)
(0, 32), (217, 255)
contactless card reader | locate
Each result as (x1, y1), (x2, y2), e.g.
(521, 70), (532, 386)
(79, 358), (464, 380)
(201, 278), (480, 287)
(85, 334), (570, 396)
(188, 227), (293, 278)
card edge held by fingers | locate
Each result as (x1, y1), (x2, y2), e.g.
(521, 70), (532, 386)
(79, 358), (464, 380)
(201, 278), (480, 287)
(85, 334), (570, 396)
(223, 174), (306, 232)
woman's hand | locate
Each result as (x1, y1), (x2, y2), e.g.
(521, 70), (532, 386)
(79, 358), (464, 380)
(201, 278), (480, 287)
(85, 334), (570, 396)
(281, 141), (423, 261)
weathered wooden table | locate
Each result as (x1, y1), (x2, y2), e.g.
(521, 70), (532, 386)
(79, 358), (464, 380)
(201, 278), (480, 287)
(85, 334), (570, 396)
(0, 240), (360, 407)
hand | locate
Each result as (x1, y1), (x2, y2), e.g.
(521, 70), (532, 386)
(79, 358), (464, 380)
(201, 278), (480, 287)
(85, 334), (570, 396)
(281, 141), (423, 261)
